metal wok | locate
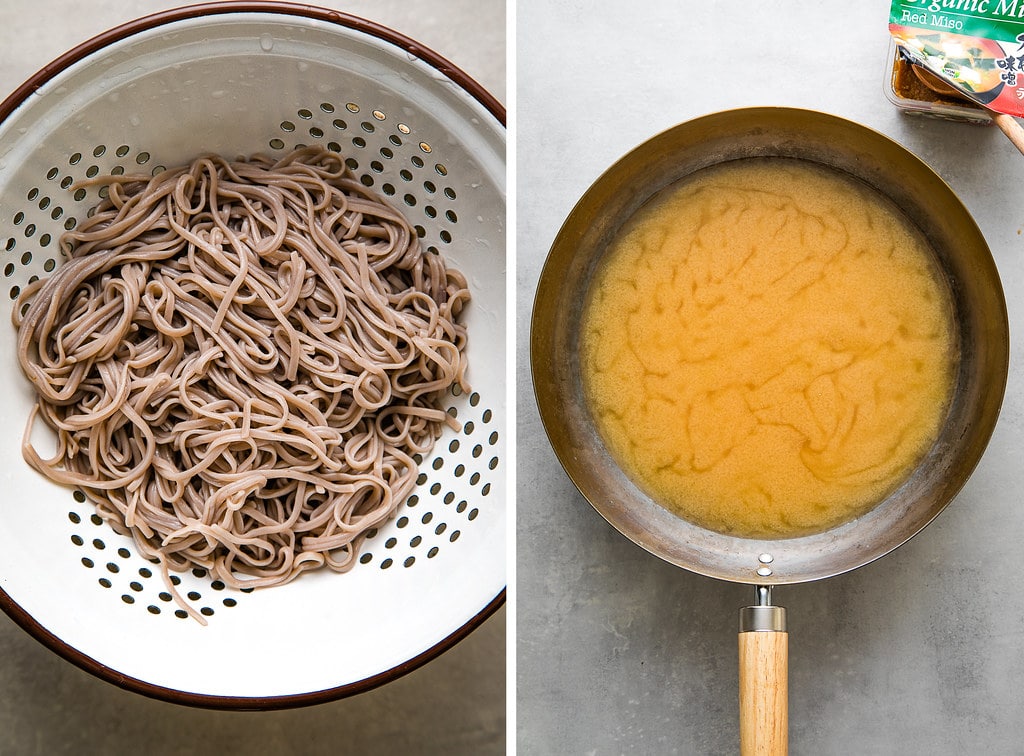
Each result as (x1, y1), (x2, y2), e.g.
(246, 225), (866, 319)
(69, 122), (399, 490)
(530, 108), (1008, 754)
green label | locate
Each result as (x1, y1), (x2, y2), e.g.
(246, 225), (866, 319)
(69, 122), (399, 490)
(890, 0), (1024, 39)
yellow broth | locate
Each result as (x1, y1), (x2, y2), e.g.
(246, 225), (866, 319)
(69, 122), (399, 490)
(580, 158), (956, 538)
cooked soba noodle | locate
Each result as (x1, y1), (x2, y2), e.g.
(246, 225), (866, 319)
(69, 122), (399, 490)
(14, 147), (469, 615)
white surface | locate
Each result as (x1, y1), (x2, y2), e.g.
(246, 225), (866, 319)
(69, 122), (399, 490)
(518, 1), (1024, 754)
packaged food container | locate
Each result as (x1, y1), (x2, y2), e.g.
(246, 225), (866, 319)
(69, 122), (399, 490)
(884, 39), (992, 125)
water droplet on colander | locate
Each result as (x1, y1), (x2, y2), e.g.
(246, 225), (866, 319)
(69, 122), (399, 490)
(129, 115), (141, 127)
(259, 33), (274, 52)
(297, 61), (309, 73)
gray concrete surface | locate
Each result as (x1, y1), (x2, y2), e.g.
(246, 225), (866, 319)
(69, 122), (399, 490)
(0, 1), (505, 754)
(517, 1), (1024, 754)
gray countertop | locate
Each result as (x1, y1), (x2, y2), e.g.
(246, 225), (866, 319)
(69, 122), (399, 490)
(517, 1), (1024, 754)
(0, 2), (505, 754)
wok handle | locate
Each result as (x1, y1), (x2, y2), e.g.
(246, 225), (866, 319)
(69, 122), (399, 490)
(993, 114), (1024, 158)
(738, 587), (788, 756)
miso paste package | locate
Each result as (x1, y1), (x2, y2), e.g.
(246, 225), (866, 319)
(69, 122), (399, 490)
(889, 1), (1024, 117)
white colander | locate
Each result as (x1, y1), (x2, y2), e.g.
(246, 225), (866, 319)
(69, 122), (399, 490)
(0, 2), (505, 707)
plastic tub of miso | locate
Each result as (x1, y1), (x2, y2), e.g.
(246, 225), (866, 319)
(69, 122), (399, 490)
(884, 39), (992, 125)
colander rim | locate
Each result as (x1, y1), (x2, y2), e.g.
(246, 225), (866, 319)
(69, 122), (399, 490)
(0, 1), (507, 128)
(0, 0), (506, 710)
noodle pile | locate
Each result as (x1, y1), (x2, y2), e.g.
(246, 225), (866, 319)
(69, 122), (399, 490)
(14, 146), (470, 604)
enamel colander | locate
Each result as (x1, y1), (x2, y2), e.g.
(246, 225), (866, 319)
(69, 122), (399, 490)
(0, 2), (505, 708)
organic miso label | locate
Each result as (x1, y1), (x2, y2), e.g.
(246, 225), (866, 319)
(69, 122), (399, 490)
(889, 0), (1024, 116)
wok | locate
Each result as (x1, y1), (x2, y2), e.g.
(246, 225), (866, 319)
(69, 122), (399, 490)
(530, 108), (1008, 754)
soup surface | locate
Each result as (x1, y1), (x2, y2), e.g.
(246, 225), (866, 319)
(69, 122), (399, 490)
(580, 158), (956, 538)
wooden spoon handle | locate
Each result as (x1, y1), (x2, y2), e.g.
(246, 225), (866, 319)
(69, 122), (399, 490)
(739, 600), (788, 756)
(993, 113), (1024, 157)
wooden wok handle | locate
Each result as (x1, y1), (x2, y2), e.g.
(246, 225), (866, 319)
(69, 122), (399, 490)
(739, 589), (788, 756)
(993, 113), (1024, 158)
